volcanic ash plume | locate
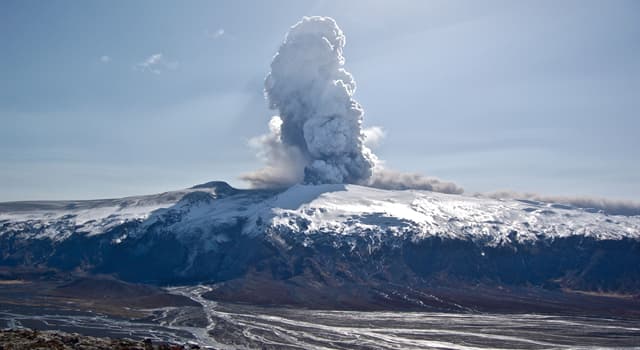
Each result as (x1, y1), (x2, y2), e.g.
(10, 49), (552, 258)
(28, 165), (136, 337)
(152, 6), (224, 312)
(244, 16), (375, 186)
(243, 16), (463, 194)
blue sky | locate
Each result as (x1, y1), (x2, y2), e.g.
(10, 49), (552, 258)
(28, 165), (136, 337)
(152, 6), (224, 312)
(1, 0), (639, 201)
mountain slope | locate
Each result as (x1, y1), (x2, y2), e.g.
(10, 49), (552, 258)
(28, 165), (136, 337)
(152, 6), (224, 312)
(1, 181), (639, 310)
(3, 182), (637, 243)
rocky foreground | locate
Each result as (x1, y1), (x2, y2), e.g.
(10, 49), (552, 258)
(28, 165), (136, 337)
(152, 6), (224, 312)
(0, 329), (203, 350)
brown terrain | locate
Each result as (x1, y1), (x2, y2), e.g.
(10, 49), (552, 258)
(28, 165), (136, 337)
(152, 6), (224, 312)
(0, 329), (200, 350)
(0, 267), (198, 319)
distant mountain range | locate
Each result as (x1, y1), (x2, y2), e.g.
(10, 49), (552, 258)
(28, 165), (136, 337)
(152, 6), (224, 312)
(1, 181), (639, 312)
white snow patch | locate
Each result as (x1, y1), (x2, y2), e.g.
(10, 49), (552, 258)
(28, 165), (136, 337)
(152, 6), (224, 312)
(2, 184), (639, 245)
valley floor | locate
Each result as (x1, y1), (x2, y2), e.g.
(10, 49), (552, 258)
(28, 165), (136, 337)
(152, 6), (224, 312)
(1, 279), (639, 349)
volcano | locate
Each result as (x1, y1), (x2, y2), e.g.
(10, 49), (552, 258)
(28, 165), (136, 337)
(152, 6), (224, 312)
(2, 181), (639, 314)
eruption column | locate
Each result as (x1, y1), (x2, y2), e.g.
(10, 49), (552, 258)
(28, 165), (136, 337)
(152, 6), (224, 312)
(265, 16), (375, 185)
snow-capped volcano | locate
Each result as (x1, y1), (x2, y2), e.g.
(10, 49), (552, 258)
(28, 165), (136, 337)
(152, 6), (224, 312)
(250, 183), (640, 242)
(1, 181), (640, 308)
(2, 181), (638, 244)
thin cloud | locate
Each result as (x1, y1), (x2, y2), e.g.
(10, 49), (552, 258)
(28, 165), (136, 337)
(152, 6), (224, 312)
(478, 191), (640, 216)
(100, 55), (111, 63)
(135, 53), (178, 74)
(206, 28), (225, 39)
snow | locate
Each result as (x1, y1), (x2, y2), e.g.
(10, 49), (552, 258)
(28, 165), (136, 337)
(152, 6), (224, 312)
(248, 184), (640, 243)
(0, 187), (225, 240)
(1, 183), (639, 245)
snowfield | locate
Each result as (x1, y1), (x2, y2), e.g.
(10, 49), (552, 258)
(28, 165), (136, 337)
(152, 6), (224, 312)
(1, 182), (638, 245)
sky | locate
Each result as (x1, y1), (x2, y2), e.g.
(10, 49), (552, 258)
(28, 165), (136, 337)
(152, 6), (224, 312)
(1, 0), (639, 201)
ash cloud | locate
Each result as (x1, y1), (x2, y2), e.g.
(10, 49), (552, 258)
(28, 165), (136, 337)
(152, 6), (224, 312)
(241, 116), (305, 189)
(363, 126), (385, 148)
(243, 16), (375, 186)
(479, 191), (640, 216)
(264, 16), (374, 185)
(369, 169), (464, 194)
(241, 16), (636, 211)
(243, 16), (462, 193)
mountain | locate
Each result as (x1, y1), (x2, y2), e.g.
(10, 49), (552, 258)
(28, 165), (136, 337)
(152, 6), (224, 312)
(1, 181), (639, 312)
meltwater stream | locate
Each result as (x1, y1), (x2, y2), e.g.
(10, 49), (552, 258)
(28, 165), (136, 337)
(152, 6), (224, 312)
(1, 286), (639, 349)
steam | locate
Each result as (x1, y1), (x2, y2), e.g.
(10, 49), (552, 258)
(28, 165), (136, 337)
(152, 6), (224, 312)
(479, 191), (640, 216)
(363, 126), (385, 148)
(242, 16), (462, 193)
(241, 116), (305, 189)
(243, 16), (374, 187)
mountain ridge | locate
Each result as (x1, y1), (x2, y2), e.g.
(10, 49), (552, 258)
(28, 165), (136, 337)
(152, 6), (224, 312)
(1, 181), (639, 311)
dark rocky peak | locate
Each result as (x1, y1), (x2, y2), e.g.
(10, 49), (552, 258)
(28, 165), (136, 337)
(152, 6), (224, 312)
(190, 181), (238, 197)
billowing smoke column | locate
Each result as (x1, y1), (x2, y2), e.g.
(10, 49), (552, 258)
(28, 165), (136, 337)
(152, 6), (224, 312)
(263, 16), (375, 185)
(243, 16), (463, 194)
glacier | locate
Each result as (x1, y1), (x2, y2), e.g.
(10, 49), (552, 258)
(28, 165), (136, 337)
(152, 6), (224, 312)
(2, 181), (638, 244)
(1, 181), (640, 310)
